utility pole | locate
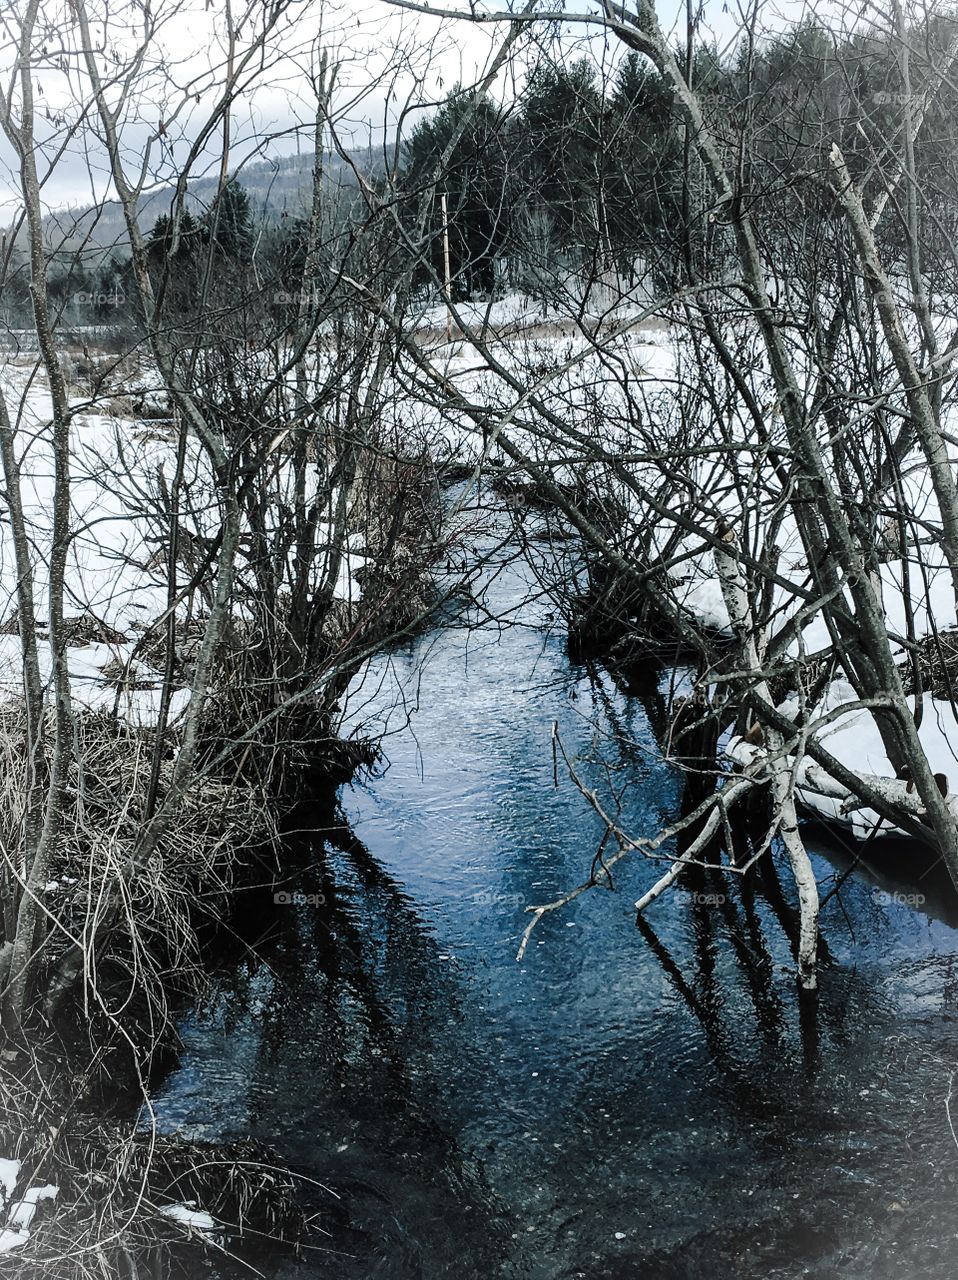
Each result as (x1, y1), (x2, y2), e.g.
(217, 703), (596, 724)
(441, 191), (453, 342)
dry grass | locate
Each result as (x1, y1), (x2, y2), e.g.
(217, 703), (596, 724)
(0, 703), (276, 1021)
(0, 1050), (323, 1279)
(0, 704), (305, 1275)
(0, 613), (128, 645)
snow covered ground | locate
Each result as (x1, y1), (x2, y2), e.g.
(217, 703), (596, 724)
(0, 1158), (58, 1255)
(397, 291), (958, 842)
(0, 356), (366, 729)
(413, 281), (662, 336)
(5, 285), (958, 843)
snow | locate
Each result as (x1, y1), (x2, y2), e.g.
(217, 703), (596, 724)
(5, 290), (958, 847)
(0, 1164), (58, 1254)
(0, 1228), (29, 1253)
(804, 684), (958, 837)
(389, 291), (958, 848)
(159, 1201), (219, 1238)
(0, 1160), (20, 1205)
(404, 292), (958, 847)
(0, 367), (190, 728)
(0, 633), (191, 727)
(7, 1185), (58, 1231)
(726, 680), (958, 839)
(675, 576), (730, 633)
(415, 284), (660, 336)
(0, 352), (368, 732)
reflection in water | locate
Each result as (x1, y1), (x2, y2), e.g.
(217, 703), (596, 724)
(153, 527), (958, 1279)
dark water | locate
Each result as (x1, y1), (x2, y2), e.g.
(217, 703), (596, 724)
(153, 530), (958, 1279)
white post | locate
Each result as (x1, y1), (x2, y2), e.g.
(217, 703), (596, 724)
(441, 191), (453, 342)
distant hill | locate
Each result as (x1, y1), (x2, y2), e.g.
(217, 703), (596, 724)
(25, 149), (377, 265)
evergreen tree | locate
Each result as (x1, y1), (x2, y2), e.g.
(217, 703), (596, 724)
(605, 52), (681, 264)
(517, 60), (605, 253)
(202, 178), (254, 259)
(402, 89), (510, 298)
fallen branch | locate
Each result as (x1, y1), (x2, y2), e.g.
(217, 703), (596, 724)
(515, 771), (755, 961)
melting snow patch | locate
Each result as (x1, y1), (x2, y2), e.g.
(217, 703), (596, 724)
(0, 1228), (29, 1253)
(8, 1184), (58, 1231)
(0, 1159), (20, 1205)
(0, 1167), (57, 1253)
(727, 680), (958, 840)
(159, 1202), (220, 1240)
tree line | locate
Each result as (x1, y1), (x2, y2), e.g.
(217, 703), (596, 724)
(8, 9), (958, 344)
(402, 13), (958, 300)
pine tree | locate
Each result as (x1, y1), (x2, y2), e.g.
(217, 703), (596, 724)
(402, 89), (510, 298)
(203, 178), (253, 259)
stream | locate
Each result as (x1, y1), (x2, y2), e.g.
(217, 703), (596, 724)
(153, 515), (958, 1279)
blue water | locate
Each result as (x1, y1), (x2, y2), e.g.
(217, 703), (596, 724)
(154, 528), (958, 1279)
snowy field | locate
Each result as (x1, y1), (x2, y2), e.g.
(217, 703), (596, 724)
(0, 355), (366, 729)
